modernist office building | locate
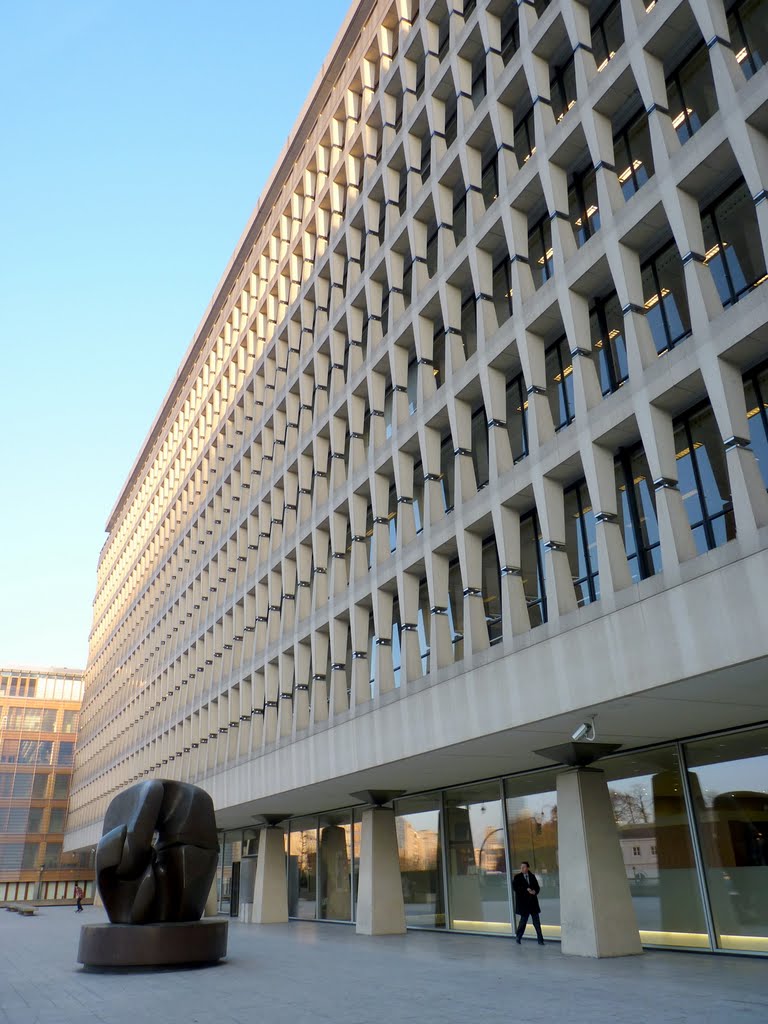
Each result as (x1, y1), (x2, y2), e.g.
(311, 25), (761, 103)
(66, 0), (768, 956)
(1, 668), (94, 904)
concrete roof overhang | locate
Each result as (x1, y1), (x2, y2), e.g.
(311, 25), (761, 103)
(212, 654), (768, 830)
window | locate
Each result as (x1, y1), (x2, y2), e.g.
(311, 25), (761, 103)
(590, 291), (629, 395)
(565, 479), (600, 606)
(520, 509), (547, 627)
(674, 403), (735, 554)
(61, 709), (79, 734)
(48, 807), (66, 832)
(702, 180), (767, 308)
(57, 741), (75, 766)
(453, 184), (467, 245)
(591, 0), (623, 71)
(492, 256), (514, 326)
(545, 335), (575, 430)
(44, 842), (62, 868)
(481, 149), (499, 209)
(551, 54), (577, 122)
(615, 445), (662, 581)
(471, 402), (490, 489)
(501, 7), (520, 65)
(471, 49), (486, 108)
(481, 537), (503, 645)
(447, 558), (464, 661)
(568, 165), (600, 247)
(744, 364), (768, 490)
(417, 576), (431, 673)
(514, 105), (535, 165)
(506, 371), (529, 463)
(614, 108), (655, 199)
(727, 0), (768, 79)
(53, 773), (70, 799)
(440, 430), (455, 512)
(666, 43), (718, 143)
(528, 213), (554, 287)
(641, 241), (691, 353)
(632, 846), (641, 856)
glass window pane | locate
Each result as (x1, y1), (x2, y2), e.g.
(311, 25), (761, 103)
(506, 375), (528, 462)
(704, 182), (766, 306)
(687, 405), (735, 544)
(602, 746), (709, 947)
(505, 772), (560, 937)
(685, 727), (768, 952)
(445, 782), (511, 933)
(745, 373), (768, 489)
(471, 407), (489, 489)
(520, 512), (547, 626)
(288, 823), (318, 919)
(395, 794), (446, 928)
(481, 539), (502, 645)
(318, 812), (352, 921)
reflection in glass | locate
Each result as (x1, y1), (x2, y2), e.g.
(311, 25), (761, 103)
(505, 773), (560, 937)
(288, 823), (318, 919)
(686, 728), (768, 953)
(445, 782), (511, 933)
(318, 812), (352, 921)
(395, 794), (445, 928)
(602, 747), (708, 947)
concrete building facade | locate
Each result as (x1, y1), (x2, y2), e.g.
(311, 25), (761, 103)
(67, 0), (768, 956)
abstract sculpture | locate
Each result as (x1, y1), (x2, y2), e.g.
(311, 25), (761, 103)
(78, 780), (228, 968)
(96, 779), (219, 924)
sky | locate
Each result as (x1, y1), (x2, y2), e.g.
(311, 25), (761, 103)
(0, 0), (351, 671)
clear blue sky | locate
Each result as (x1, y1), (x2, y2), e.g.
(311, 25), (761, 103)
(0, 0), (350, 670)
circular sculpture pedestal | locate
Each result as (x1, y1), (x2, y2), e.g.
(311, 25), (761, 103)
(78, 919), (228, 968)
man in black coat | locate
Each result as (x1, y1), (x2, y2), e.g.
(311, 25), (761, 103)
(513, 861), (545, 945)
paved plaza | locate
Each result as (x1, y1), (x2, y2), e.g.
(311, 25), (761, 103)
(1, 907), (766, 1024)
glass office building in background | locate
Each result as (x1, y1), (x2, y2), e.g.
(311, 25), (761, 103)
(0, 668), (94, 904)
(66, 0), (768, 955)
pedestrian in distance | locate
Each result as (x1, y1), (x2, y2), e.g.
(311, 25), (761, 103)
(74, 882), (84, 913)
(513, 861), (544, 945)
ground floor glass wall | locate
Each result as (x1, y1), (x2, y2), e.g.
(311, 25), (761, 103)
(223, 723), (767, 954)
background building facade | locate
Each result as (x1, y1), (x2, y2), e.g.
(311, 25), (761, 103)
(67, 0), (768, 954)
(1, 667), (93, 904)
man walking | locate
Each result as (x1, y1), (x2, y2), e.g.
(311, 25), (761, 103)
(74, 882), (84, 913)
(513, 861), (544, 945)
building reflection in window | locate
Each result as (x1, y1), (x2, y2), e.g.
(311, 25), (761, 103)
(318, 811), (353, 921)
(685, 727), (768, 953)
(288, 821), (318, 919)
(504, 772), (560, 938)
(744, 363), (768, 490)
(602, 747), (709, 948)
(674, 403), (735, 554)
(444, 782), (511, 933)
(395, 793), (446, 928)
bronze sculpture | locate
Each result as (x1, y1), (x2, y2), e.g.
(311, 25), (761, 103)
(78, 780), (227, 968)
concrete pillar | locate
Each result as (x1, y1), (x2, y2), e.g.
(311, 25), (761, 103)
(203, 875), (219, 917)
(355, 807), (406, 935)
(252, 827), (288, 924)
(557, 767), (642, 958)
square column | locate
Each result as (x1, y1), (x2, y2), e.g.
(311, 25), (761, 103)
(557, 767), (642, 958)
(355, 807), (406, 935)
(252, 826), (288, 924)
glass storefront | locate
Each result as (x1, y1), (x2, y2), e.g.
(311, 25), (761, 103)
(505, 771), (560, 939)
(685, 728), (768, 953)
(221, 724), (768, 955)
(602, 747), (709, 948)
(395, 793), (445, 928)
(445, 782), (511, 933)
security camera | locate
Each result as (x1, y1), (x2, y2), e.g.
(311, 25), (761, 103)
(572, 717), (596, 742)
